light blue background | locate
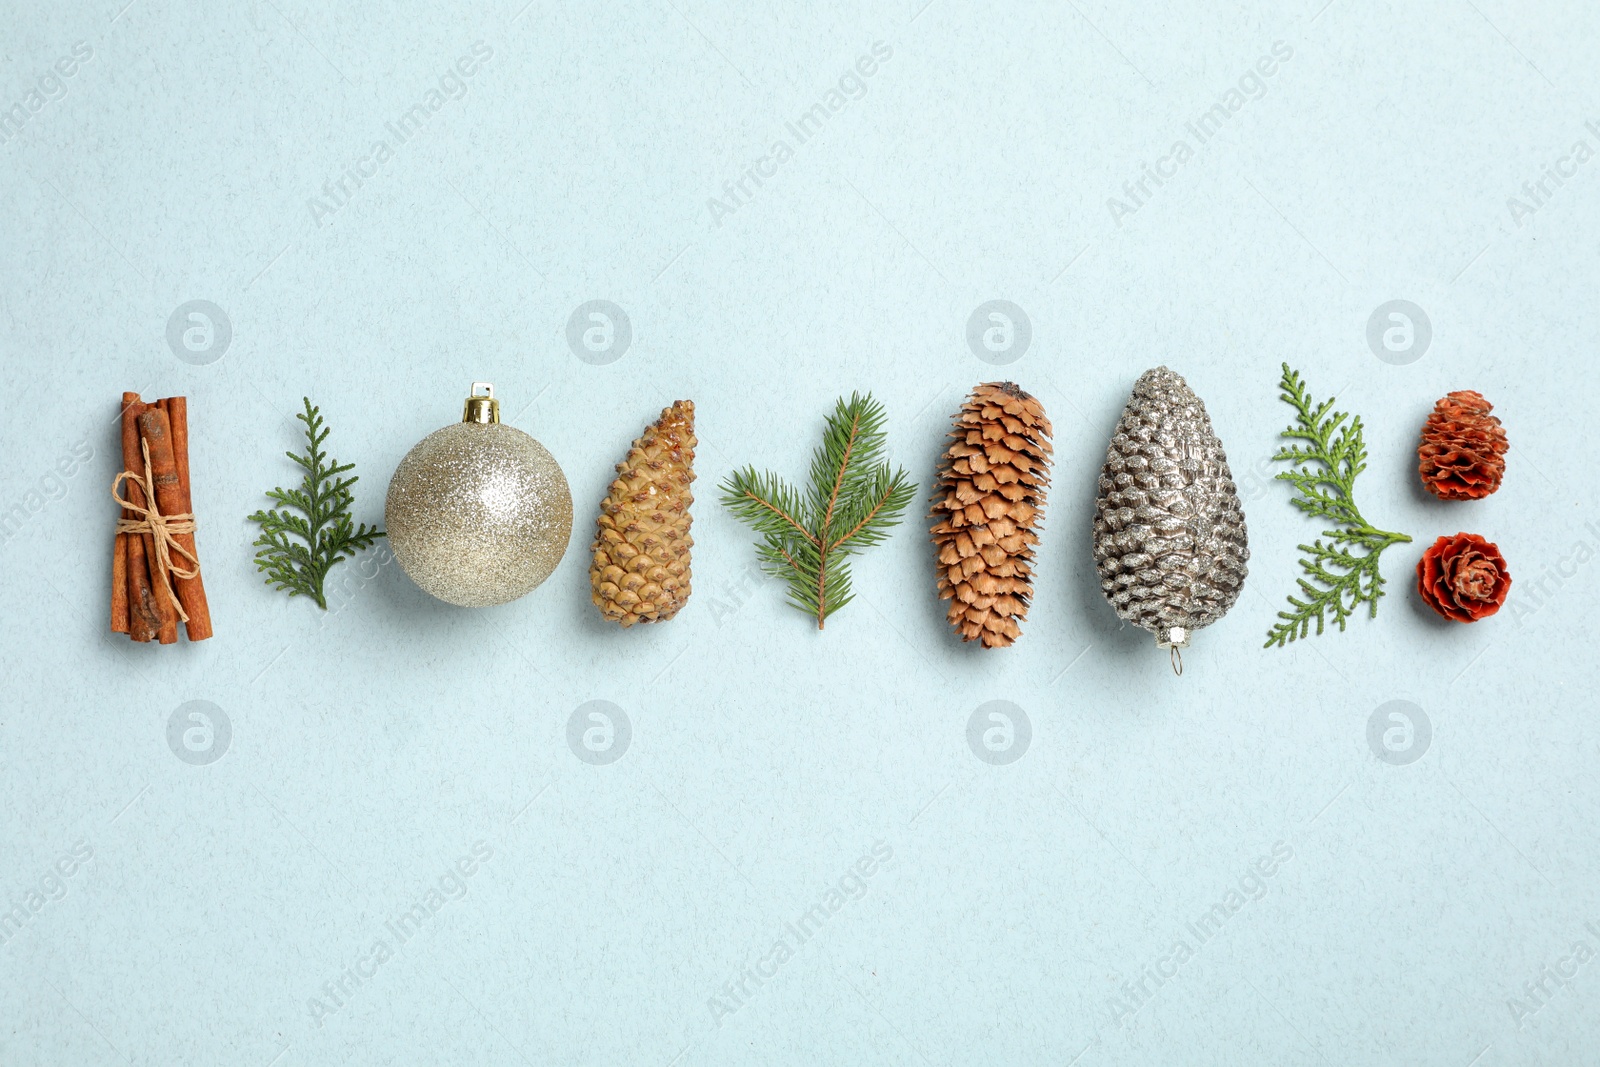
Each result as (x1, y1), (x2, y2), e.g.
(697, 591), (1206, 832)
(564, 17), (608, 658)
(3, 0), (1598, 1063)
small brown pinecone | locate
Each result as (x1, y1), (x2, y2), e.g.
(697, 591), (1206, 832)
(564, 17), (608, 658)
(1418, 390), (1507, 500)
(930, 382), (1053, 648)
(590, 400), (696, 625)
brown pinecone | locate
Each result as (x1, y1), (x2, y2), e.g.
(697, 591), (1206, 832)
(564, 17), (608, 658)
(590, 400), (696, 625)
(1418, 390), (1507, 500)
(930, 382), (1053, 648)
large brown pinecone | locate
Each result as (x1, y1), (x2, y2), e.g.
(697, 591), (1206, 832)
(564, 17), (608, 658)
(1418, 390), (1507, 500)
(931, 382), (1053, 648)
(590, 401), (696, 625)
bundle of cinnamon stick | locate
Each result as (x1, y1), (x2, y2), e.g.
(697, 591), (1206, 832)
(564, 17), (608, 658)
(111, 392), (212, 643)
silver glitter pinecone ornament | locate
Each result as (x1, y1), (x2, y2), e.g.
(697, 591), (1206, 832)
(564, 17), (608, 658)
(386, 383), (572, 607)
(1093, 366), (1248, 669)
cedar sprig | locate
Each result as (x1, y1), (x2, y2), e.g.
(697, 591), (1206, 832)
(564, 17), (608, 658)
(721, 392), (915, 628)
(1265, 364), (1411, 647)
(249, 398), (384, 609)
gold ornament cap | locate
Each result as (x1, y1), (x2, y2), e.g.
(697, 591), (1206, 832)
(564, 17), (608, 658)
(463, 382), (500, 424)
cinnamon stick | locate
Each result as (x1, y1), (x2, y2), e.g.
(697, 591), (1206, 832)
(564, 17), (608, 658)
(138, 407), (185, 644)
(166, 397), (191, 496)
(113, 394), (137, 633)
(111, 533), (128, 632)
(153, 398), (212, 641)
(120, 393), (162, 642)
(149, 401), (179, 645)
(111, 401), (130, 630)
(152, 526), (180, 644)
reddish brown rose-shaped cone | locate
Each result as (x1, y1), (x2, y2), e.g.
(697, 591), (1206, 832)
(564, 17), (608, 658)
(1417, 533), (1510, 622)
(1418, 391), (1508, 500)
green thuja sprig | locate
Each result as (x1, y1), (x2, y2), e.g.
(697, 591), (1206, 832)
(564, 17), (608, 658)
(721, 392), (915, 629)
(249, 398), (384, 609)
(1265, 364), (1411, 647)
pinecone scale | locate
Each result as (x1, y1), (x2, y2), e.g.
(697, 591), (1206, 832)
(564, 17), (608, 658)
(591, 401), (696, 625)
(931, 382), (1053, 648)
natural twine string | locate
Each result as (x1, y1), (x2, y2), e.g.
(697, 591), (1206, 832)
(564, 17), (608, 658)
(112, 437), (199, 622)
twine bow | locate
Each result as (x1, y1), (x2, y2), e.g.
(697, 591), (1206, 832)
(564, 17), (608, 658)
(112, 438), (199, 622)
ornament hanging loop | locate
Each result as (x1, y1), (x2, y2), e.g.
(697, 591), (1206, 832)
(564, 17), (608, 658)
(463, 382), (500, 425)
(1157, 626), (1189, 677)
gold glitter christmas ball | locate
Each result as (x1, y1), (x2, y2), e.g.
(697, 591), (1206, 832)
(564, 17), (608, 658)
(386, 383), (572, 607)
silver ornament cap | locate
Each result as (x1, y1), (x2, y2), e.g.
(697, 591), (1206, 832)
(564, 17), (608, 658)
(1092, 366), (1249, 663)
(386, 382), (573, 608)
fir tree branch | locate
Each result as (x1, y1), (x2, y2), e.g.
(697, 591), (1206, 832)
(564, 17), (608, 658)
(812, 394), (864, 541)
(722, 467), (819, 547)
(248, 397), (384, 610)
(1265, 365), (1411, 648)
(721, 393), (913, 629)
(827, 468), (918, 554)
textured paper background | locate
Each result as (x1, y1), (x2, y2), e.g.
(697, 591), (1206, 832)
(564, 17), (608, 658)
(3, 1), (1598, 1064)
